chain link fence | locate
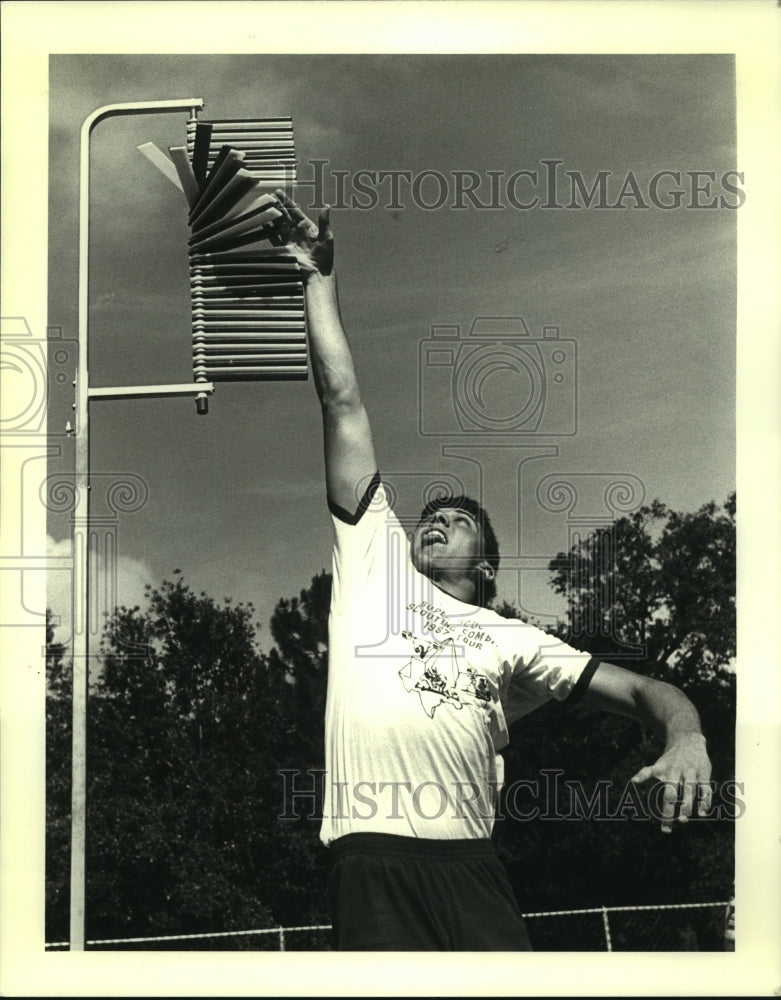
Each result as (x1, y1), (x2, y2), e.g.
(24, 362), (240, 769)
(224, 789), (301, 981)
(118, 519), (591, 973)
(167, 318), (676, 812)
(46, 901), (729, 952)
(523, 902), (727, 951)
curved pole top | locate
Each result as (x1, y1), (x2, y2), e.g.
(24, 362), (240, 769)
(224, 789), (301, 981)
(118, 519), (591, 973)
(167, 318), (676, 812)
(81, 97), (204, 139)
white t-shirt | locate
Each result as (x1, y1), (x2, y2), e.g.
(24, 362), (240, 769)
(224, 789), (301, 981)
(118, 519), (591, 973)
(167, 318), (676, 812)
(320, 478), (598, 845)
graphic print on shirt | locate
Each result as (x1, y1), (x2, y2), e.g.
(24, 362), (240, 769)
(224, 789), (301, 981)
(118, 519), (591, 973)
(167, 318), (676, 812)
(398, 630), (491, 719)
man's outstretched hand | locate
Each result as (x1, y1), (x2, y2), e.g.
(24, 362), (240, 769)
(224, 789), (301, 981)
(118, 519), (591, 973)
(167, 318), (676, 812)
(631, 732), (713, 833)
(273, 190), (334, 281)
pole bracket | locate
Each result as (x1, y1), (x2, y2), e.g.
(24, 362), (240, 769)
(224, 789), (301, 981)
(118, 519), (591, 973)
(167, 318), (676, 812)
(88, 382), (215, 401)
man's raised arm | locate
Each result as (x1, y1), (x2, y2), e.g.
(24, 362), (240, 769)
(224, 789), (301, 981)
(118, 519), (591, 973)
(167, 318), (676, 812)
(275, 193), (377, 514)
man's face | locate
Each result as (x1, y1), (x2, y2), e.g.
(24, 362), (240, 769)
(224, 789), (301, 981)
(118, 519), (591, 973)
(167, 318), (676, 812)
(411, 506), (483, 580)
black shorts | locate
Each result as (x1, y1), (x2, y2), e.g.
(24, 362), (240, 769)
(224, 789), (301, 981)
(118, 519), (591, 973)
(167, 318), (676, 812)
(328, 833), (533, 951)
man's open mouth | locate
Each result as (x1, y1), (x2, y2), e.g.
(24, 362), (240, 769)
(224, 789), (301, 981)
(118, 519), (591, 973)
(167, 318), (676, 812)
(423, 529), (448, 546)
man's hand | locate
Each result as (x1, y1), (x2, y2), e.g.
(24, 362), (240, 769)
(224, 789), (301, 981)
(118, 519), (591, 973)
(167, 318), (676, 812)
(631, 732), (713, 833)
(273, 190), (334, 281)
(580, 663), (713, 833)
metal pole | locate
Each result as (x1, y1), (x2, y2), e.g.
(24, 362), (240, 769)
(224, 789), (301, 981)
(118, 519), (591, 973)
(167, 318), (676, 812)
(71, 97), (203, 952)
(601, 905), (613, 952)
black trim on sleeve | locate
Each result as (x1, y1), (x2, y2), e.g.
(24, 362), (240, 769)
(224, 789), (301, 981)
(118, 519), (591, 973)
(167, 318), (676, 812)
(566, 657), (602, 705)
(327, 471), (382, 525)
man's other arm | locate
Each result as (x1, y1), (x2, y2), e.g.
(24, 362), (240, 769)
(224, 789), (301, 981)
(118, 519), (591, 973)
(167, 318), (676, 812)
(580, 662), (713, 832)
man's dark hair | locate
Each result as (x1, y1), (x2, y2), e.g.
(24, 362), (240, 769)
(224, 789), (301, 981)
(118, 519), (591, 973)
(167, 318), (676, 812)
(417, 494), (500, 607)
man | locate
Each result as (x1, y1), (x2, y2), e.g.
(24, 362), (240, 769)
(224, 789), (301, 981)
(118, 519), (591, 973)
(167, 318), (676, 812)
(273, 191), (712, 952)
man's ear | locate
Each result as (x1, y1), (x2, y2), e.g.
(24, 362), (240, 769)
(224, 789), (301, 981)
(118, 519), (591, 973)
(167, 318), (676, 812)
(477, 560), (496, 582)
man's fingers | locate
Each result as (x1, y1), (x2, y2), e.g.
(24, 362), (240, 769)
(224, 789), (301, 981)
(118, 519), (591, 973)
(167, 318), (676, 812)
(632, 768), (682, 831)
(297, 217), (319, 240)
(273, 188), (296, 209)
(274, 189), (310, 224)
(274, 190), (328, 242)
(678, 777), (696, 822)
(633, 748), (713, 830)
(318, 206), (333, 243)
(658, 779), (679, 833)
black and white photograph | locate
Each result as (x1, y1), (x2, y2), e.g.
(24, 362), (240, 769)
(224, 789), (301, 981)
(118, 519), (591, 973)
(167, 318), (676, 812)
(1, 2), (779, 996)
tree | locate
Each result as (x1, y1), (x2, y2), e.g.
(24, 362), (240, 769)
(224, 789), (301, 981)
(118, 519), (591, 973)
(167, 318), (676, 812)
(259, 570), (333, 927)
(46, 611), (72, 944)
(547, 493), (735, 678)
(265, 569), (331, 767)
(46, 572), (333, 947)
(492, 493), (736, 933)
(87, 574), (276, 943)
(546, 491), (736, 778)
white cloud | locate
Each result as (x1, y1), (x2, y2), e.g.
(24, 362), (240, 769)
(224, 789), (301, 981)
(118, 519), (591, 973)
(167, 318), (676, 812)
(46, 535), (153, 645)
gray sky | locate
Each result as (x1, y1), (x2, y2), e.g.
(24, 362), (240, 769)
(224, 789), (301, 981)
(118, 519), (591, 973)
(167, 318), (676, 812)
(3, 3), (779, 995)
(47, 53), (736, 647)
